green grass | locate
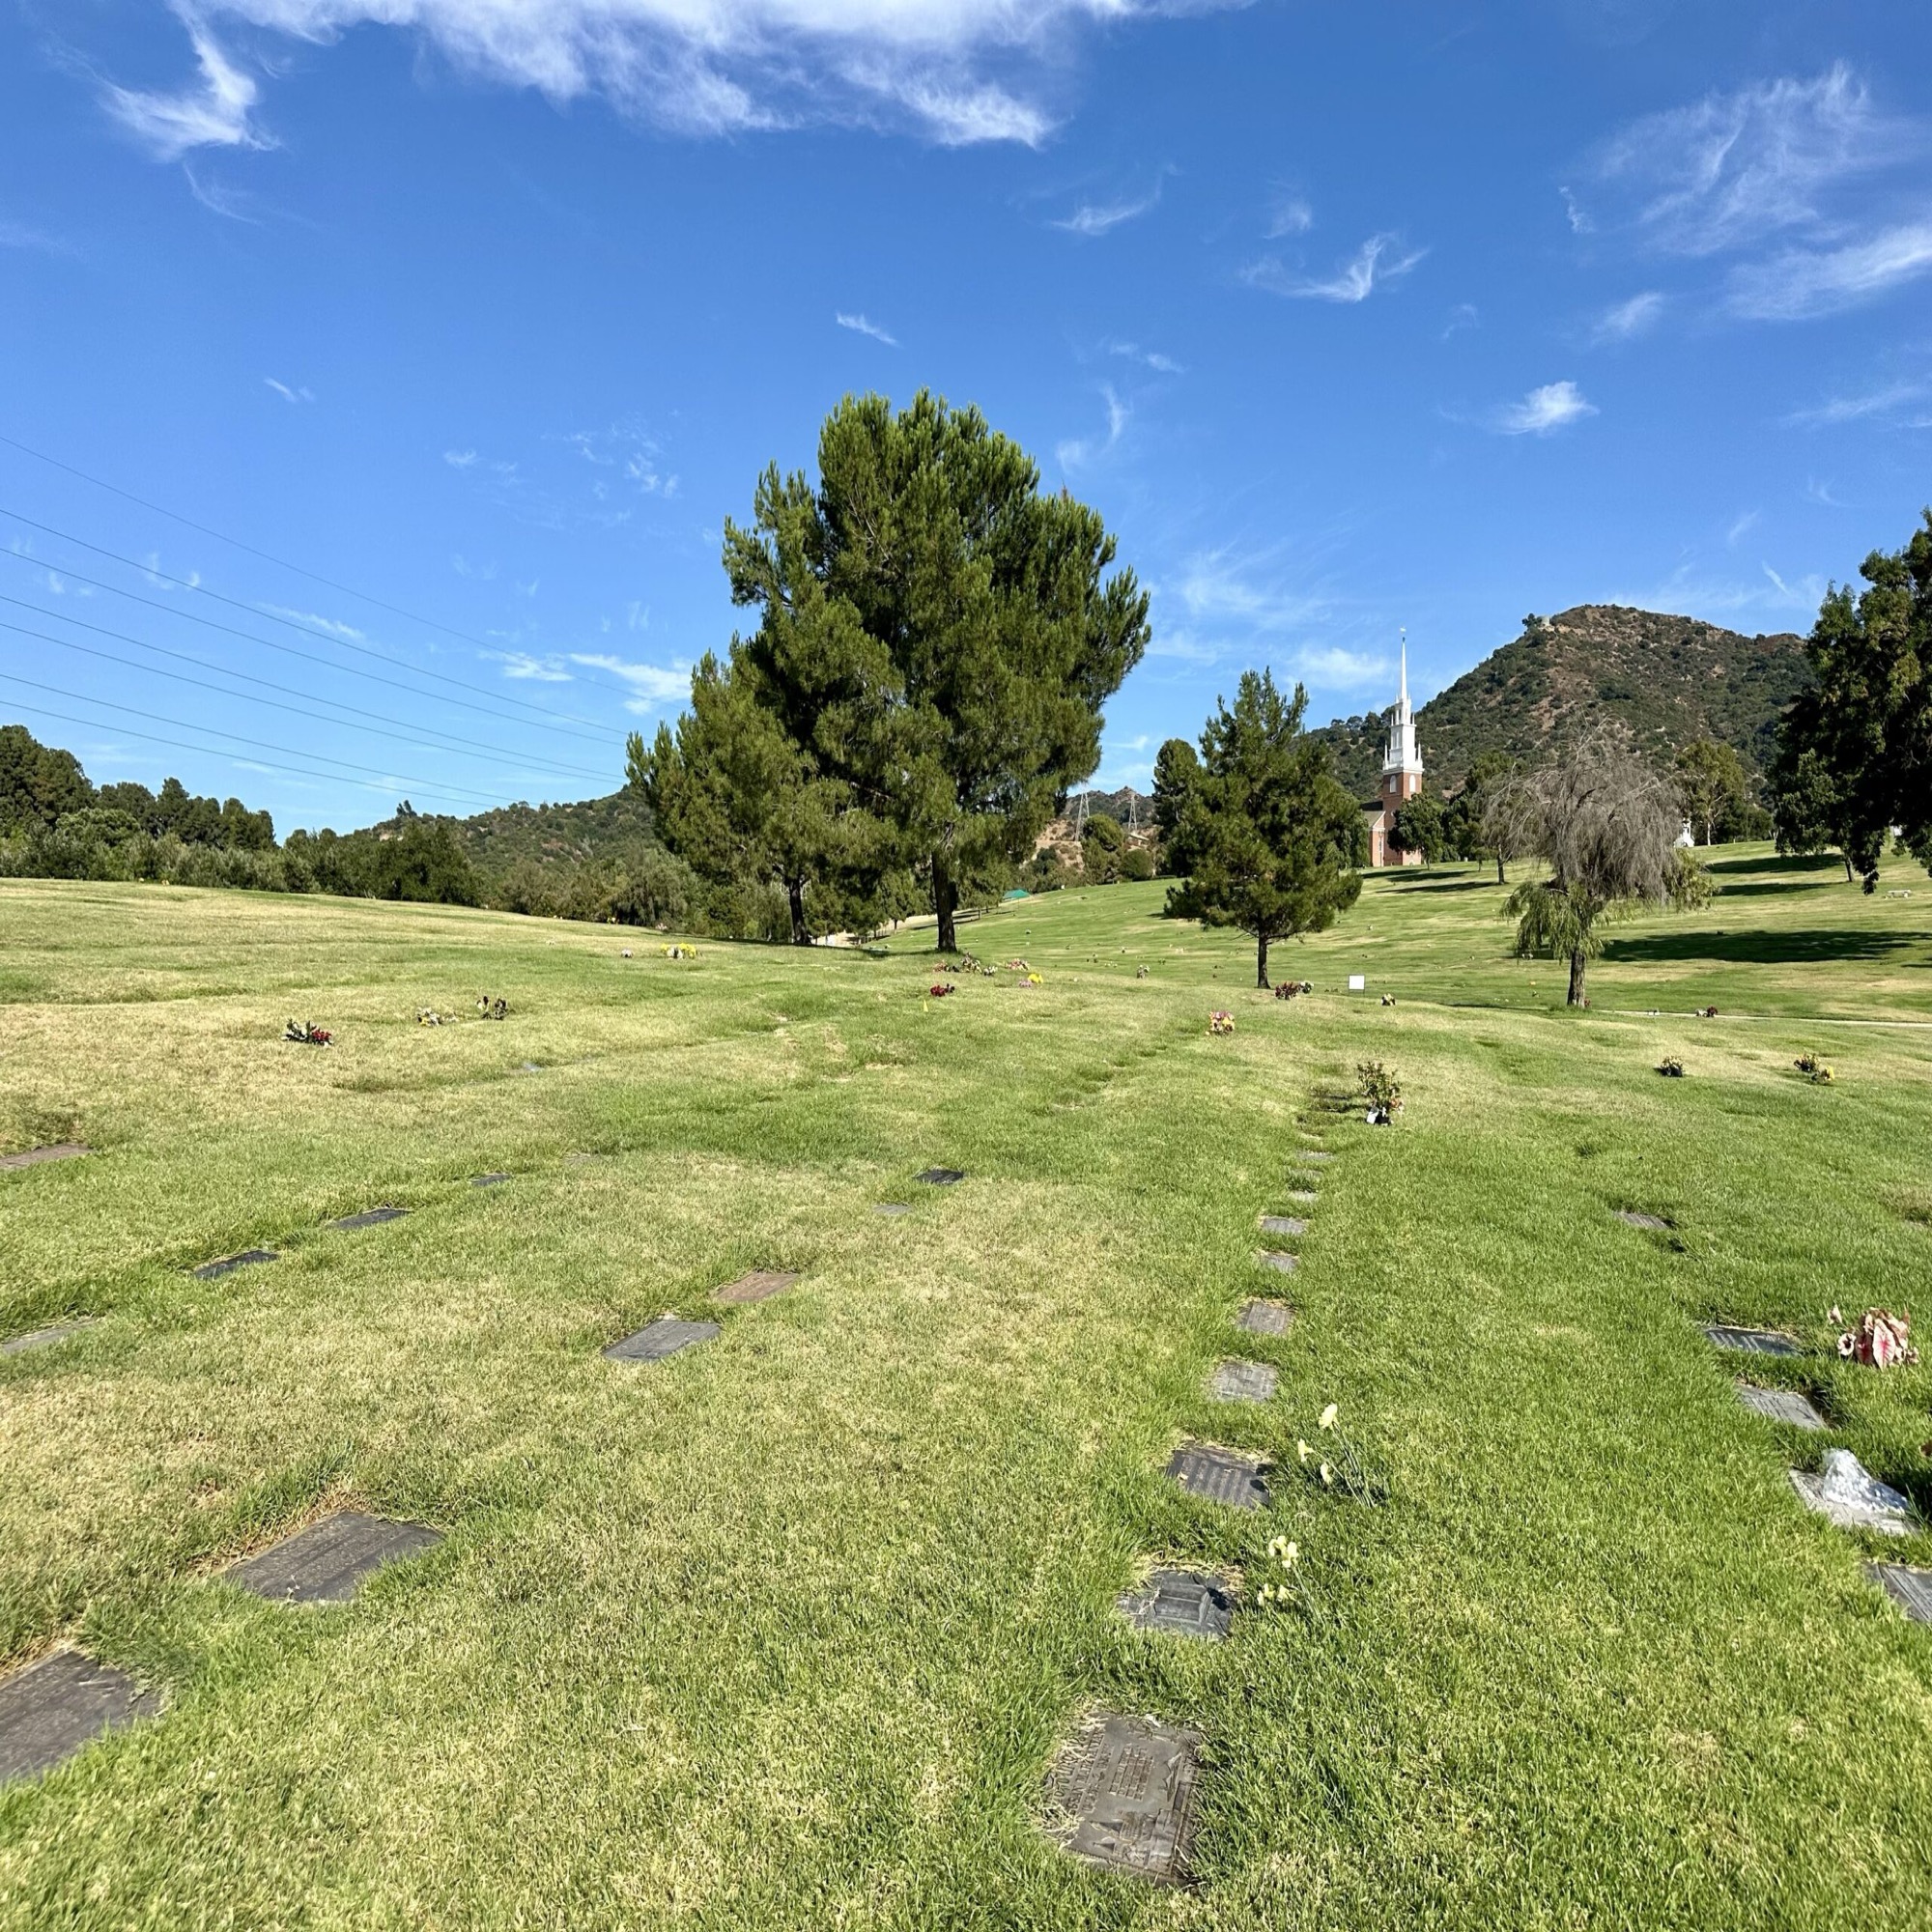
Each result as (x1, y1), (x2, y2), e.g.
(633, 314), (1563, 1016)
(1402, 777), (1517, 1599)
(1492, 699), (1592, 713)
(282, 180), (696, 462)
(2, 850), (1931, 1928)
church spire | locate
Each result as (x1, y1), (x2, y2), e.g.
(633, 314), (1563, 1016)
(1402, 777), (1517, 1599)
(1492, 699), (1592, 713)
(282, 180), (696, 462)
(1399, 626), (1408, 710)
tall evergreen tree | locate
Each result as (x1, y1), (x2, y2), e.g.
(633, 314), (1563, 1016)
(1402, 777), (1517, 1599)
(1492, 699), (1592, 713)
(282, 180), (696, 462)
(641, 392), (1150, 951)
(1158, 669), (1363, 987)
(1769, 512), (1932, 891)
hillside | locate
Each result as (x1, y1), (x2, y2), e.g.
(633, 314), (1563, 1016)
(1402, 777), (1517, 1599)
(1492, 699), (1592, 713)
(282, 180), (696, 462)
(372, 789), (662, 883)
(1312, 605), (1809, 799)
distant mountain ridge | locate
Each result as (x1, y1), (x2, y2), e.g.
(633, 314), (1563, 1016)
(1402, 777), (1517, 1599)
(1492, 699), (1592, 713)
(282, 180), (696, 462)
(1312, 604), (1809, 800)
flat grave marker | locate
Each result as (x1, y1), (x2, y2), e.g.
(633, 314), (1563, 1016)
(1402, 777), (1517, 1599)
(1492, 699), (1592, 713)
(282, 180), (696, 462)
(1867, 1562), (1932, 1624)
(1737, 1383), (1826, 1431)
(1295, 1151), (1334, 1165)
(1257, 1250), (1298, 1275)
(1285, 1189), (1318, 1206)
(471, 1173), (512, 1188)
(0, 1143), (89, 1173)
(1209, 1359), (1279, 1404)
(916, 1168), (965, 1186)
(1614, 1209), (1669, 1231)
(1165, 1441), (1269, 1510)
(1789, 1450), (1915, 1536)
(225, 1511), (442, 1606)
(0, 1651), (160, 1784)
(1259, 1215), (1307, 1237)
(328, 1206), (409, 1232)
(873, 1203), (912, 1217)
(1117, 1569), (1235, 1642)
(1047, 1711), (1202, 1884)
(1, 1319), (98, 1358)
(714, 1269), (800, 1306)
(1704, 1324), (1801, 1357)
(1237, 1298), (1294, 1337)
(604, 1317), (721, 1363)
(192, 1248), (277, 1282)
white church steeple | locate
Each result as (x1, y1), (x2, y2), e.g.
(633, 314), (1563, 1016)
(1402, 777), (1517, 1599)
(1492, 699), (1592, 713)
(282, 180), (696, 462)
(1382, 628), (1422, 780)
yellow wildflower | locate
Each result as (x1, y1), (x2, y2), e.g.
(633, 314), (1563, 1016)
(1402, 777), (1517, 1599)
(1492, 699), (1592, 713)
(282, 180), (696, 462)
(1319, 1404), (1339, 1431)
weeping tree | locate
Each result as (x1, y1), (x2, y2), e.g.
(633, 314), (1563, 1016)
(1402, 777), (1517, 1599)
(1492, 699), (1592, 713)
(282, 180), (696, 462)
(1156, 669), (1363, 987)
(1504, 730), (1707, 1007)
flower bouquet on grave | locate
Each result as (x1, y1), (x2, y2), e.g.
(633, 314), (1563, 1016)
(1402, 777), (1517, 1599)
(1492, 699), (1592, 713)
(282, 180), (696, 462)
(1356, 1059), (1402, 1124)
(661, 944), (696, 960)
(415, 1009), (444, 1026)
(1297, 1404), (1382, 1502)
(1657, 1056), (1685, 1077)
(1254, 1536), (1321, 1619)
(1795, 1051), (1834, 1084)
(1208, 1010), (1235, 1036)
(1838, 1308), (1918, 1368)
(284, 1019), (332, 1045)
(476, 995), (509, 1020)
(928, 982), (956, 998)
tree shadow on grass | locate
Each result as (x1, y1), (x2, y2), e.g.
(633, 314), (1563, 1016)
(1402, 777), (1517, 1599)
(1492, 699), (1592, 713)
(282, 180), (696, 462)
(1604, 929), (1924, 966)
(1706, 852), (1844, 877)
(1382, 879), (1501, 895)
(1712, 880), (1829, 897)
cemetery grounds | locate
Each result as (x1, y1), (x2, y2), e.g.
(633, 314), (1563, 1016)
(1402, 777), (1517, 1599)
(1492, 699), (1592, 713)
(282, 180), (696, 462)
(3, 844), (1931, 1929)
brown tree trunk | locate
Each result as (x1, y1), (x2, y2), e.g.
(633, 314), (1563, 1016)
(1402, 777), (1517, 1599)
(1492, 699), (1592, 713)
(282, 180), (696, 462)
(933, 855), (957, 953)
(1567, 948), (1588, 1007)
(787, 879), (810, 947)
(1843, 852), (1855, 883)
(1256, 932), (1271, 989)
(1495, 855), (1506, 885)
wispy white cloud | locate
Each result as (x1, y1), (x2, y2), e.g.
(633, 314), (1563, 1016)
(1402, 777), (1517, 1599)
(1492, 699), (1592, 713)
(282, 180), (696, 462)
(444, 449), (479, 469)
(1056, 384), (1128, 471)
(261, 603), (364, 639)
(1593, 64), (1912, 258)
(1055, 190), (1159, 238)
(1168, 548), (1331, 634)
(1440, 302), (1479, 340)
(1784, 377), (1932, 427)
(264, 376), (313, 404)
(1591, 291), (1664, 343)
(1559, 185), (1592, 235)
(105, 2), (1218, 156)
(1490, 380), (1597, 436)
(1293, 645), (1389, 689)
(489, 650), (573, 682)
(0, 218), (77, 257)
(1242, 233), (1426, 302)
(1265, 191), (1313, 239)
(1606, 556), (1825, 622)
(101, 10), (268, 161)
(1104, 340), (1182, 374)
(1805, 476), (1847, 507)
(568, 651), (692, 712)
(1726, 509), (1760, 546)
(1727, 220), (1932, 320)
(836, 310), (897, 346)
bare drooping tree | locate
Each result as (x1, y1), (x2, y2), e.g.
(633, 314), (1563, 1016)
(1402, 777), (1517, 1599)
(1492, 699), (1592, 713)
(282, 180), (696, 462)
(1478, 767), (1543, 886)
(1505, 729), (1705, 1006)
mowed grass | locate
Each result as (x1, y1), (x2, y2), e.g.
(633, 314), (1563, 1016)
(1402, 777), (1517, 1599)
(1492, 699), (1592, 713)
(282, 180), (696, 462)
(2, 851), (1931, 1930)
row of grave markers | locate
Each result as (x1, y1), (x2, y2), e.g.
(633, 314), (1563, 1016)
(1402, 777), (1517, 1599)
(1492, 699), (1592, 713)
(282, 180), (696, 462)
(1041, 1142), (1337, 1886)
(0, 1158), (968, 1785)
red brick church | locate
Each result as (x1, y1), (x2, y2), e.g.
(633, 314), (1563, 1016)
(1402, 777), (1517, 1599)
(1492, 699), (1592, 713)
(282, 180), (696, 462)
(1361, 635), (1425, 868)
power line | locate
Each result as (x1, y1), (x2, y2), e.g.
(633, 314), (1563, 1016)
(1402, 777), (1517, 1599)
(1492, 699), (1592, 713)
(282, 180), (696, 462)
(0, 696), (491, 816)
(0, 594), (615, 789)
(0, 539), (622, 753)
(0, 670), (519, 810)
(0, 507), (636, 740)
(0, 428), (638, 687)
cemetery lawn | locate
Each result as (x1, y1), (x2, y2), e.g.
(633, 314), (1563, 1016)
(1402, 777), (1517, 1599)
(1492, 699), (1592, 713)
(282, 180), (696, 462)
(3, 846), (1932, 1929)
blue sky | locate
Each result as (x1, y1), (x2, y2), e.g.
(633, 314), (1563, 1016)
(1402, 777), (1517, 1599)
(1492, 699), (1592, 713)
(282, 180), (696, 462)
(3, 0), (1929, 832)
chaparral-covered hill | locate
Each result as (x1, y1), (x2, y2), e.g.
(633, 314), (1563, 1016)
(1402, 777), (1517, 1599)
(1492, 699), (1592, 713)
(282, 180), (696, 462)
(1313, 605), (1809, 801)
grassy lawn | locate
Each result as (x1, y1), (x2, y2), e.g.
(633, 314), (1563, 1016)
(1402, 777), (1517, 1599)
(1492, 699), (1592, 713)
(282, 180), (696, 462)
(3, 849), (1931, 1928)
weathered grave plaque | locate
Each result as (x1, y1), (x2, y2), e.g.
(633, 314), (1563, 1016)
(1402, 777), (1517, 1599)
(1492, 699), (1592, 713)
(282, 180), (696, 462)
(1867, 1562), (1932, 1624)
(1259, 1215), (1307, 1237)
(1047, 1711), (1202, 1883)
(714, 1269), (800, 1306)
(1295, 1150), (1334, 1164)
(1614, 1209), (1669, 1231)
(1257, 1250), (1298, 1275)
(0, 1651), (160, 1782)
(1737, 1383), (1826, 1430)
(1117, 1569), (1235, 1641)
(1789, 1450), (1914, 1536)
(873, 1203), (912, 1217)
(192, 1248), (277, 1281)
(1237, 1298), (1294, 1337)
(1704, 1325), (1800, 1357)
(1285, 1189), (1318, 1206)
(1209, 1359), (1279, 1404)
(1, 1319), (97, 1357)
(604, 1317), (721, 1363)
(1165, 1441), (1268, 1510)
(471, 1173), (512, 1188)
(225, 1511), (442, 1605)
(916, 1168), (965, 1186)
(0, 1143), (89, 1173)
(328, 1206), (408, 1232)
